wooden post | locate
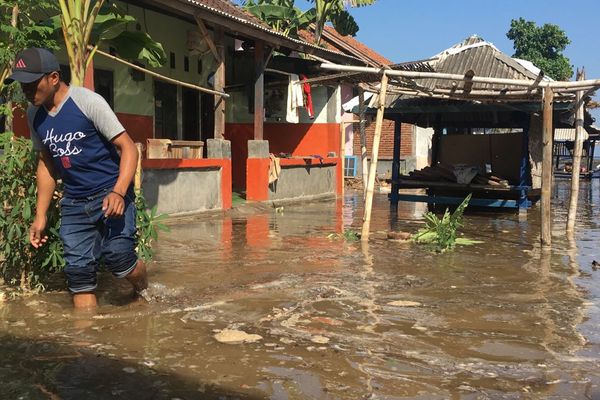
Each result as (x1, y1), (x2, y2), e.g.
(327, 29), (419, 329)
(254, 40), (265, 140)
(214, 27), (225, 139)
(390, 117), (402, 207)
(541, 87), (554, 247)
(358, 88), (368, 197)
(361, 73), (389, 241)
(567, 69), (586, 232)
(340, 121), (346, 197)
(135, 143), (143, 191)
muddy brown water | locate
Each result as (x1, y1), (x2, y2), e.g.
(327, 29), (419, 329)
(1, 180), (600, 399)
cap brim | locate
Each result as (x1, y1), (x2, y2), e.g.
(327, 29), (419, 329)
(3, 70), (45, 85)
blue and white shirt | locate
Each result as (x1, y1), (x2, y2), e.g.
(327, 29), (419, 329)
(27, 86), (125, 198)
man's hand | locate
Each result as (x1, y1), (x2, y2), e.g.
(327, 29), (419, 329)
(30, 214), (48, 248)
(103, 192), (125, 218)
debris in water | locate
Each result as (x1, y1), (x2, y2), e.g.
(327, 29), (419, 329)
(122, 367), (136, 374)
(592, 260), (599, 271)
(310, 335), (330, 344)
(213, 329), (263, 344)
(387, 231), (412, 241)
(387, 300), (422, 307)
(312, 316), (343, 326)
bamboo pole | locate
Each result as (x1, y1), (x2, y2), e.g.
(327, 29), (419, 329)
(541, 87), (554, 247)
(358, 88), (368, 197)
(135, 143), (143, 191)
(319, 63), (600, 91)
(566, 69), (586, 233)
(92, 47), (229, 98)
(361, 73), (389, 241)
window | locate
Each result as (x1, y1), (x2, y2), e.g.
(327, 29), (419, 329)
(170, 52), (176, 69)
(184, 55), (189, 72)
(94, 69), (114, 108)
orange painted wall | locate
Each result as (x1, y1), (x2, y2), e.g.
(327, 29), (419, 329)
(225, 122), (341, 189)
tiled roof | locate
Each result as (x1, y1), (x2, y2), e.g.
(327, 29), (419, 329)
(179, 0), (361, 63)
(321, 26), (393, 67)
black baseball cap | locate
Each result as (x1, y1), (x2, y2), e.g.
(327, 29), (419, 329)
(4, 48), (60, 85)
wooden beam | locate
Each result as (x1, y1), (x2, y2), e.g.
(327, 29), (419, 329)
(214, 26), (226, 139)
(254, 40), (265, 140)
(194, 15), (221, 62)
(319, 63), (600, 90)
(567, 69), (586, 233)
(358, 88), (368, 196)
(541, 87), (554, 247)
(361, 72), (389, 241)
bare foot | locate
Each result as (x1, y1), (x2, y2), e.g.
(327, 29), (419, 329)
(72, 292), (97, 310)
(126, 260), (148, 295)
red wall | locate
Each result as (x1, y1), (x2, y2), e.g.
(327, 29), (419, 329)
(225, 122), (341, 189)
(116, 112), (153, 148)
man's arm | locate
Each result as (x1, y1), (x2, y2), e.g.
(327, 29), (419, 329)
(30, 150), (56, 248)
(102, 131), (138, 218)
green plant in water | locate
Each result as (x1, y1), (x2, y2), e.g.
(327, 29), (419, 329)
(0, 133), (168, 292)
(328, 229), (359, 242)
(135, 190), (169, 262)
(412, 194), (482, 252)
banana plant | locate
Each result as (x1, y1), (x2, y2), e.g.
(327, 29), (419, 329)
(52, 0), (166, 86)
(243, 0), (316, 38)
(311, 0), (376, 45)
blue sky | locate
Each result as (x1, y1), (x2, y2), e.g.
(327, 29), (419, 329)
(237, 0), (600, 121)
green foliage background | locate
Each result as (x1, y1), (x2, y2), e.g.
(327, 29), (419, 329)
(507, 17), (573, 81)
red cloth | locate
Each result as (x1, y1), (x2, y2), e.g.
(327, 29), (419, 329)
(300, 74), (314, 119)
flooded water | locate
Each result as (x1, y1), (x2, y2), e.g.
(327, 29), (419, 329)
(1, 180), (600, 399)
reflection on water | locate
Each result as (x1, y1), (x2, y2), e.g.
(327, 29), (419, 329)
(1, 180), (600, 399)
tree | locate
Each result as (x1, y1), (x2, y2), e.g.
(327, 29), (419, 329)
(53, 0), (167, 86)
(506, 17), (573, 81)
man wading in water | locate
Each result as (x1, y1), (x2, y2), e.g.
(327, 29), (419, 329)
(5, 48), (147, 310)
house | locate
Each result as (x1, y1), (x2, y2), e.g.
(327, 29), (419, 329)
(14, 0), (365, 215)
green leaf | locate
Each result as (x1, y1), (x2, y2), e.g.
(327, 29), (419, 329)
(106, 31), (167, 67)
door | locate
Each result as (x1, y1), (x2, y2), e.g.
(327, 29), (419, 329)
(182, 87), (200, 141)
(154, 80), (178, 140)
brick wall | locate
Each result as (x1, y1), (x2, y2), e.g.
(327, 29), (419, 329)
(352, 118), (414, 159)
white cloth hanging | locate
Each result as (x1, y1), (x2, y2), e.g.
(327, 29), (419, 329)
(286, 74), (304, 123)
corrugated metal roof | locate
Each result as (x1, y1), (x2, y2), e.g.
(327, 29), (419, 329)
(418, 35), (543, 92)
(554, 128), (589, 141)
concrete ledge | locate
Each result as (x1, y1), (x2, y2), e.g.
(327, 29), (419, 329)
(142, 158), (232, 214)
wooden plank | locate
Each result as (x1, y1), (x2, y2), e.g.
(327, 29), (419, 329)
(194, 16), (220, 62)
(254, 40), (265, 140)
(393, 194), (522, 209)
(135, 143), (143, 191)
(214, 26), (226, 139)
(361, 72), (389, 241)
(541, 87), (554, 247)
(567, 69), (585, 232)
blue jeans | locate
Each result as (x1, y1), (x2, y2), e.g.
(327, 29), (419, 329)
(59, 188), (138, 293)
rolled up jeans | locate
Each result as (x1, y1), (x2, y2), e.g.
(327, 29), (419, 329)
(59, 187), (138, 293)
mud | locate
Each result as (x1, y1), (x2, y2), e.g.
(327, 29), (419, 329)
(1, 179), (599, 399)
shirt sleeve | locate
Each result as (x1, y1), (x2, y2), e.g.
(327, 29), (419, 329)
(26, 105), (43, 151)
(70, 87), (125, 141)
